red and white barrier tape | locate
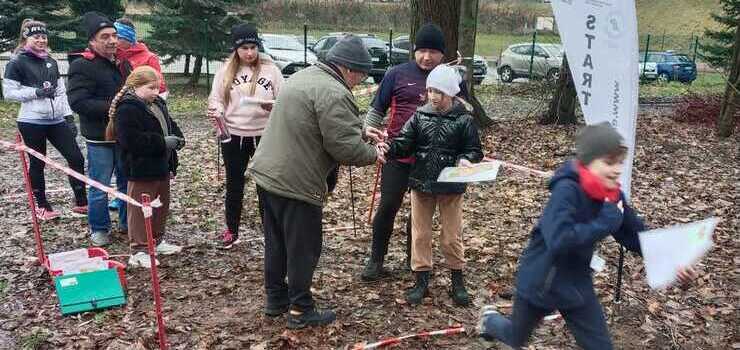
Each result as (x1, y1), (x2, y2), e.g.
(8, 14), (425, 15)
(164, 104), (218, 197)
(352, 326), (466, 349)
(0, 139), (161, 217)
(483, 157), (552, 178)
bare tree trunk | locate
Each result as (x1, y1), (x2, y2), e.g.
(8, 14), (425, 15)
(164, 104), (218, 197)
(459, 0), (492, 127)
(410, 0), (461, 63)
(540, 55), (578, 125)
(183, 54), (191, 76)
(189, 55), (203, 87)
(718, 25), (739, 138)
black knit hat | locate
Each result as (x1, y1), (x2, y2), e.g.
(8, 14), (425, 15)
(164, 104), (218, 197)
(231, 23), (261, 51)
(414, 23), (445, 53)
(576, 122), (627, 165)
(326, 35), (373, 74)
(82, 12), (115, 40)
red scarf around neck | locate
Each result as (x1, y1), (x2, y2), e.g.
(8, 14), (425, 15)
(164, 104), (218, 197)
(576, 161), (621, 203)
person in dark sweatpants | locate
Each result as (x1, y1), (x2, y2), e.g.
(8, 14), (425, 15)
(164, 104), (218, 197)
(3, 19), (87, 220)
(361, 23), (471, 281)
(207, 23), (283, 249)
(478, 123), (698, 349)
(248, 35), (385, 329)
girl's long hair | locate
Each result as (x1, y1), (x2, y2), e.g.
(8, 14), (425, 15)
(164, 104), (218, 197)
(222, 48), (261, 106)
(15, 19), (46, 54)
(105, 66), (160, 141)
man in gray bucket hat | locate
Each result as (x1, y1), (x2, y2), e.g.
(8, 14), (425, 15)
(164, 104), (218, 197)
(247, 35), (387, 329)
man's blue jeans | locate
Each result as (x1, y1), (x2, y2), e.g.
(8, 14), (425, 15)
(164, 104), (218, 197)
(87, 143), (127, 233)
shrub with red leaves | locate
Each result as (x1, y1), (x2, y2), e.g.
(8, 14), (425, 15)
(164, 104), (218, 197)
(672, 93), (740, 127)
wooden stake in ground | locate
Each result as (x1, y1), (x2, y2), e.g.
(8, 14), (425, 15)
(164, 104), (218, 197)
(717, 24), (740, 138)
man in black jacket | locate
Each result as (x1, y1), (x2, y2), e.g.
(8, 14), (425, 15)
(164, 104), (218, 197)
(67, 12), (125, 246)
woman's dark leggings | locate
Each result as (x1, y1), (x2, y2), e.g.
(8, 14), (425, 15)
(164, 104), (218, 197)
(370, 160), (412, 263)
(18, 121), (86, 208)
(221, 135), (260, 236)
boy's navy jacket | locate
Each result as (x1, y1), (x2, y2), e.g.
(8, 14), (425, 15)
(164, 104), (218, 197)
(115, 93), (183, 181)
(516, 160), (644, 310)
(387, 101), (483, 194)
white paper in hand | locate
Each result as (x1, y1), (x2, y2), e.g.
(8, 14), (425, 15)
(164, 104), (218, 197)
(240, 95), (275, 107)
(437, 161), (502, 183)
(638, 217), (718, 289)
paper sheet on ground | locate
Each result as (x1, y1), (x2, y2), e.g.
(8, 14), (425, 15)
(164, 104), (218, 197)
(638, 217), (718, 289)
(437, 161), (502, 183)
(240, 95), (275, 106)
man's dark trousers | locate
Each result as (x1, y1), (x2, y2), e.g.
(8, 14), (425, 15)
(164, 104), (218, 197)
(258, 185), (323, 311)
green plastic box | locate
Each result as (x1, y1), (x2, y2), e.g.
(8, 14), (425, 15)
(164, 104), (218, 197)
(54, 268), (126, 315)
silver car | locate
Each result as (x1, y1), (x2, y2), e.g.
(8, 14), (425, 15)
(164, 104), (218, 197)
(497, 43), (563, 83)
(261, 34), (318, 77)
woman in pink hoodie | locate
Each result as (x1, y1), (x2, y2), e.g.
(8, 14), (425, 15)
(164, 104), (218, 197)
(207, 23), (284, 249)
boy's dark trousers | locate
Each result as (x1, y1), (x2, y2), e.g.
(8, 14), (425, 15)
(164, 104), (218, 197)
(258, 185), (323, 312)
(484, 295), (613, 349)
(370, 160), (412, 262)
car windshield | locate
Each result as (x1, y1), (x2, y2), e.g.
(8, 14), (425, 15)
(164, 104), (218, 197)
(540, 44), (563, 56)
(361, 37), (387, 49)
(262, 35), (305, 51)
(669, 54), (691, 63)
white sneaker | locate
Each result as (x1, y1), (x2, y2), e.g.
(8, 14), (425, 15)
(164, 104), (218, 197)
(128, 252), (159, 269)
(156, 241), (182, 255)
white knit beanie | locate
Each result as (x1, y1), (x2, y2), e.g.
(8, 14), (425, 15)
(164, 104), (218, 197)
(426, 65), (461, 97)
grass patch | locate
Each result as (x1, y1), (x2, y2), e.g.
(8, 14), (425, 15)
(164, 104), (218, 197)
(636, 0), (722, 37)
(0, 101), (19, 130)
(20, 328), (49, 350)
(640, 72), (726, 99)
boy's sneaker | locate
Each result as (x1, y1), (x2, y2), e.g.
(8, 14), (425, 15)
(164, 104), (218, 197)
(156, 241), (182, 255)
(36, 207), (61, 221)
(128, 252), (159, 269)
(477, 305), (499, 342)
(286, 307), (336, 329)
(90, 231), (112, 246)
(70, 205), (88, 217)
(220, 229), (240, 249)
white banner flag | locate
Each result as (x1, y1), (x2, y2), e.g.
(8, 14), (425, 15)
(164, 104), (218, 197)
(550, 0), (639, 198)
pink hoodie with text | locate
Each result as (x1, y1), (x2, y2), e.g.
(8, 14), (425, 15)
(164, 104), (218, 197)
(207, 54), (283, 137)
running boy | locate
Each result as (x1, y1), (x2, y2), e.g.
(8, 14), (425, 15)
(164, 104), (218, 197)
(478, 123), (697, 349)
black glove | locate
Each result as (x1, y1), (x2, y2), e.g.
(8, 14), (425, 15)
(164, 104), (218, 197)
(35, 87), (55, 98)
(64, 115), (78, 138)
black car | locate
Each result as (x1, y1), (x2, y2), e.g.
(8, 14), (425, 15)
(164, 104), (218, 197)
(311, 33), (409, 83)
(392, 35), (488, 84)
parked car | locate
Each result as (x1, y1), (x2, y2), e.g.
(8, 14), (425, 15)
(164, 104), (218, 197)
(292, 34), (317, 48)
(497, 43), (563, 83)
(638, 61), (658, 81)
(639, 51), (696, 83)
(392, 35), (488, 84)
(261, 34), (317, 77)
(311, 33), (407, 83)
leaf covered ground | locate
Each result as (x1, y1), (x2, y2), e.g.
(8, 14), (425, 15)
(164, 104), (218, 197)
(0, 91), (737, 349)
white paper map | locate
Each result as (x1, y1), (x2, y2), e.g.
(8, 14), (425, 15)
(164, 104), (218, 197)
(638, 217), (718, 289)
(239, 95), (275, 106)
(437, 161), (502, 183)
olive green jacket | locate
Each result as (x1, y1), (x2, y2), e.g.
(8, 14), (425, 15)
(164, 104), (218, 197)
(247, 62), (377, 206)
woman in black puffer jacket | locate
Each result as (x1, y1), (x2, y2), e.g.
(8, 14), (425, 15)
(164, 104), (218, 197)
(387, 65), (483, 307)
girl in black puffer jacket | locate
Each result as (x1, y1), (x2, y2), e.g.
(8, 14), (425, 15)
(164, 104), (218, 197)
(106, 66), (185, 269)
(387, 64), (483, 306)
